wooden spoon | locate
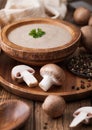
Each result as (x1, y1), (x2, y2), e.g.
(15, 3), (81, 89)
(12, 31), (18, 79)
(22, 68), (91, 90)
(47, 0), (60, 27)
(0, 99), (31, 130)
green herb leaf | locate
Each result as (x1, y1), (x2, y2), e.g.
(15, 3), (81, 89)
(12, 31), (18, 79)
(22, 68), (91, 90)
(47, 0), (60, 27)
(29, 28), (46, 38)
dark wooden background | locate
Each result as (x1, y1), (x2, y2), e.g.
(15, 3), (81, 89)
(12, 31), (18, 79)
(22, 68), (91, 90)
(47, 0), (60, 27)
(0, 0), (92, 130)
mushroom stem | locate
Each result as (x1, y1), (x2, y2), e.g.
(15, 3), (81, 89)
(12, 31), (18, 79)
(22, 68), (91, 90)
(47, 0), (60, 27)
(21, 70), (38, 87)
(39, 75), (54, 91)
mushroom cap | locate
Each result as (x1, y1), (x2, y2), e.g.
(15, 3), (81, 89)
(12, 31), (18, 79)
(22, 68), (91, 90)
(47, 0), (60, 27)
(73, 7), (90, 25)
(81, 26), (92, 53)
(88, 16), (92, 26)
(42, 95), (66, 118)
(11, 65), (35, 83)
(40, 64), (65, 85)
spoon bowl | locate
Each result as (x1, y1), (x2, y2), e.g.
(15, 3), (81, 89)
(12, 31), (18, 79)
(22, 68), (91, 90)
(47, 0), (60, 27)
(0, 99), (31, 130)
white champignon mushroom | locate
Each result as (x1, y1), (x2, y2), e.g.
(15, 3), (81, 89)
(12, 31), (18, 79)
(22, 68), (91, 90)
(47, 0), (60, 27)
(11, 65), (38, 87)
(39, 64), (65, 91)
(70, 106), (92, 128)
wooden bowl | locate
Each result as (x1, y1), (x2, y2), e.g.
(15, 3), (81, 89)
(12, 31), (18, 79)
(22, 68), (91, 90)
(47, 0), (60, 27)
(0, 18), (81, 65)
(0, 99), (31, 130)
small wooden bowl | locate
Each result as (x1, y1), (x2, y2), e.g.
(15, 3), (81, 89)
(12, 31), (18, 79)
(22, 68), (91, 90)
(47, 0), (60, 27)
(1, 18), (81, 65)
(0, 99), (31, 130)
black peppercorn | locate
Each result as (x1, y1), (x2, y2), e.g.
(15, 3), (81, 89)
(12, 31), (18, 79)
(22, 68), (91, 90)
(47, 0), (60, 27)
(67, 54), (92, 78)
(72, 86), (75, 89)
(76, 87), (80, 90)
(80, 84), (85, 89)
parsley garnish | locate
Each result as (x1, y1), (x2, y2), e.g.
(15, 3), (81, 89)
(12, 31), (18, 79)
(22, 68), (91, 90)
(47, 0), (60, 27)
(29, 28), (46, 38)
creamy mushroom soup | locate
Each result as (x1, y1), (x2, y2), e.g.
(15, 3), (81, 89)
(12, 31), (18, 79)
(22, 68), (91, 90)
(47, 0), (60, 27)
(8, 24), (72, 49)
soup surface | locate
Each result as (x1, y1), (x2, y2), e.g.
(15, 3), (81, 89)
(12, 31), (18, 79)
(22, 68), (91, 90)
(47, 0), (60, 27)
(8, 23), (72, 49)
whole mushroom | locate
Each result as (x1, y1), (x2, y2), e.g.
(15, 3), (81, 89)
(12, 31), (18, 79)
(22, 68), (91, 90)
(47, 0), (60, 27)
(81, 25), (92, 53)
(11, 65), (38, 87)
(42, 95), (66, 118)
(73, 7), (90, 25)
(39, 64), (65, 91)
(88, 16), (92, 26)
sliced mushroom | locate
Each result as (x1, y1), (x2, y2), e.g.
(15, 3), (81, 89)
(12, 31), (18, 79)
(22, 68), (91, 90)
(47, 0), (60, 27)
(11, 65), (38, 87)
(39, 64), (65, 91)
(70, 106), (92, 128)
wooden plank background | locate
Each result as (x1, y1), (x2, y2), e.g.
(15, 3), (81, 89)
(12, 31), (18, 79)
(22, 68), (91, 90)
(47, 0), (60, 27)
(0, 0), (92, 130)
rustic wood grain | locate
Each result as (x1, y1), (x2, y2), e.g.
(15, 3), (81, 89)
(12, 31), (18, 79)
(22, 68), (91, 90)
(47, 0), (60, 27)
(34, 99), (92, 130)
(0, 52), (92, 102)
(0, 0), (92, 130)
(35, 102), (64, 130)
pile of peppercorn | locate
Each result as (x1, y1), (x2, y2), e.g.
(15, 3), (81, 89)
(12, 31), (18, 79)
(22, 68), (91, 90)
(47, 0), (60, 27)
(67, 54), (92, 79)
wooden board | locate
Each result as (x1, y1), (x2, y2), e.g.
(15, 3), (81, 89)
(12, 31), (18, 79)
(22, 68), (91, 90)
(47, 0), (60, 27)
(0, 52), (92, 101)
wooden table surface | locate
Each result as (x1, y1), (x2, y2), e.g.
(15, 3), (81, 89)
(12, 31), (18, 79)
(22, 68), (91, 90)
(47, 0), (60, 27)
(0, 0), (92, 130)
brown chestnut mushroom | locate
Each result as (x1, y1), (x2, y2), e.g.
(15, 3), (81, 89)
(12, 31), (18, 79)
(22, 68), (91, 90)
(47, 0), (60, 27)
(81, 25), (92, 53)
(11, 65), (38, 87)
(42, 95), (66, 118)
(73, 7), (90, 25)
(88, 16), (92, 26)
(39, 64), (65, 91)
